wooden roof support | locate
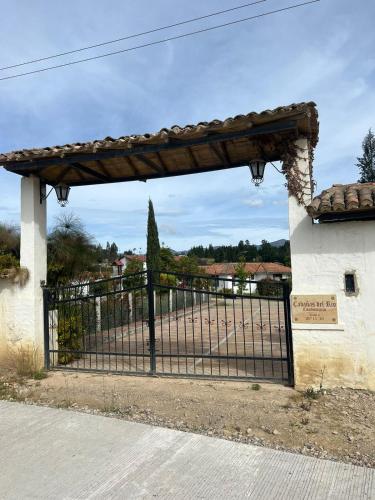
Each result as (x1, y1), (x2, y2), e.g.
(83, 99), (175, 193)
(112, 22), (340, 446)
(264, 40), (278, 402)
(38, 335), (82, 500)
(209, 142), (231, 167)
(135, 154), (165, 175)
(71, 162), (109, 182)
(187, 147), (199, 169)
(156, 152), (169, 173)
(96, 160), (111, 177)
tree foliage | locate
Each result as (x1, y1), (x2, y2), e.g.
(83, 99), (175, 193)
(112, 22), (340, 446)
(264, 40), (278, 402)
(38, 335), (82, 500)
(0, 223), (20, 259)
(123, 258), (145, 288)
(47, 213), (98, 285)
(357, 129), (375, 183)
(146, 199), (161, 272)
(234, 256), (249, 295)
(188, 239), (290, 266)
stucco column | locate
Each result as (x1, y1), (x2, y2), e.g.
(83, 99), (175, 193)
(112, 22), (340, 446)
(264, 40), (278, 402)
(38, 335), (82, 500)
(288, 138), (314, 387)
(19, 176), (47, 356)
(288, 137), (313, 239)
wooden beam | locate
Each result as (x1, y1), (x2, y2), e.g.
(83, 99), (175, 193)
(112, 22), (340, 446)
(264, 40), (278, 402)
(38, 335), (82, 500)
(134, 154), (165, 175)
(71, 162), (109, 182)
(54, 166), (72, 185)
(126, 156), (140, 176)
(220, 141), (232, 165)
(187, 147), (199, 169)
(96, 160), (111, 177)
(156, 152), (169, 173)
(50, 159), (254, 187)
(209, 143), (230, 166)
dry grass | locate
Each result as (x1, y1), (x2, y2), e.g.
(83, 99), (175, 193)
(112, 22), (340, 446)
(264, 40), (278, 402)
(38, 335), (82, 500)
(2, 345), (47, 380)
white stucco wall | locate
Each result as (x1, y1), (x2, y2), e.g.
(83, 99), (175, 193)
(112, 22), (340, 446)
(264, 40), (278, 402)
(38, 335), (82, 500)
(289, 139), (375, 390)
(0, 176), (47, 362)
(290, 217), (375, 390)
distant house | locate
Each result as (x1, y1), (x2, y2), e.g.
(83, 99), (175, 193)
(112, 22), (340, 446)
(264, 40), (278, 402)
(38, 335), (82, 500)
(112, 254), (185, 276)
(200, 262), (291, 293)
(112, 254), (147, 276)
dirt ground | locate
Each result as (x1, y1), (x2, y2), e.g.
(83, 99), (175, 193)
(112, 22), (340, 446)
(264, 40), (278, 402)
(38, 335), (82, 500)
(1, 370), (374, 469)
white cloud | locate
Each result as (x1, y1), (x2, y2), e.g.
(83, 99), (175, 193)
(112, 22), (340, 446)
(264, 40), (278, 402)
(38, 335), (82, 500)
(243, 199), (264, 208)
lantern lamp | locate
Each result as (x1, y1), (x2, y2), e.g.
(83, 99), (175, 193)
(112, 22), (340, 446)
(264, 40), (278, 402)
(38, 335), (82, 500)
(54, 184), (71, 207)
(249, 159), (266, 187)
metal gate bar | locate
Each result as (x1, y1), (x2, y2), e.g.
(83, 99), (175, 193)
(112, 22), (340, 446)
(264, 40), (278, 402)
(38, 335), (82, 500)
(43, 270), (294, 384)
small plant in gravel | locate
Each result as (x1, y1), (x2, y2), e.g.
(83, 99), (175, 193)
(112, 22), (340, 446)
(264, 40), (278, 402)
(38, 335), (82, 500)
(33, 370), (48, 380)
(251, 383), (261, 391)
(304, 387), (322, 400)
(300, 401), (312, 411)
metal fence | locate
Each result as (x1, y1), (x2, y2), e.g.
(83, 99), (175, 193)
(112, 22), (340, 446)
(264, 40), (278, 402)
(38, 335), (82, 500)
(43, 270), (293, 384)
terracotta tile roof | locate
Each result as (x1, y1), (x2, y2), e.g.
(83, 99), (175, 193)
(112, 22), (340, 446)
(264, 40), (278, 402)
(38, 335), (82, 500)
(112, 259), (123, 266)
(125, 254), (146, 263)
(0, 102), (318, 164)
(201, 262), (291, 276)
(0, 102), (319, 188)
(307, 183), (375, 219)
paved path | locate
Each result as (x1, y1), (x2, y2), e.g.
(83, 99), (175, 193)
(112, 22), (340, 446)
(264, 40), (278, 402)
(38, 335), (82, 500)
(0, 401), (374, 499)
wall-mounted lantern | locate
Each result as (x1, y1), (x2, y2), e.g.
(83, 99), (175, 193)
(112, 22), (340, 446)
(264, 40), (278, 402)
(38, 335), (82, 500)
(249, 159), (266, 187)
(40, 183), (71, 207)
(54, 184), (71, 207)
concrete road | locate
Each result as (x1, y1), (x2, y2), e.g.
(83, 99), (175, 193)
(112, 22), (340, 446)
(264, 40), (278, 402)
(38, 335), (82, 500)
(0, 401), (374, 499)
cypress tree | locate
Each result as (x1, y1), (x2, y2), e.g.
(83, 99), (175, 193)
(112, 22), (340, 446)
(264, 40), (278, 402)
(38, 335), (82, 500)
(357, 129), (375, 183)
(146, 199), (160, 272)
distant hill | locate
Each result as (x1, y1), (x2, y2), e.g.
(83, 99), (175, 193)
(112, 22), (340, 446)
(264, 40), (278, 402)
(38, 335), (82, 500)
(254, 239), (288, 249)
(177, 239), (289, 254)
(269, 239), (288, 248)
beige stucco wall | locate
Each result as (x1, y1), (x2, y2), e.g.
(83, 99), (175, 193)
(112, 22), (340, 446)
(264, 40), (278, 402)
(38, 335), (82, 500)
(290, 218), (375, 390)
(289, 139), (375, 390)
(0, 176), (47, 363)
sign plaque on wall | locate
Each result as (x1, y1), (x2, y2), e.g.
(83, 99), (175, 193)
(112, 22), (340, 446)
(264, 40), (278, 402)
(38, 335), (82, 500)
(291, 295), (338, 324)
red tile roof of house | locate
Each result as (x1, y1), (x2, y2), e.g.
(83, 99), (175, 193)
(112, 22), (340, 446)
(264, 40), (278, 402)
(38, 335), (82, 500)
(125, 254), (147, 263)
(201, 262), (291, 276)
(307, 183), (375, 219)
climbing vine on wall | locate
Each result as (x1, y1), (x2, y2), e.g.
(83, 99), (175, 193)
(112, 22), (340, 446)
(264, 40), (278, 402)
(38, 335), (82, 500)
(251, 136), (314, 205)
(278, 138), (315, 205)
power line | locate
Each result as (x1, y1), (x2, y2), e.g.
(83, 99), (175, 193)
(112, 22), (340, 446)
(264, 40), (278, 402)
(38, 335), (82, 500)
(0, 0), (320, 82)
(0, 1), (268, 72)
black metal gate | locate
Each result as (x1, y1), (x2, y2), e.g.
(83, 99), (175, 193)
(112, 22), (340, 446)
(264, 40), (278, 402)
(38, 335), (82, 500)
(43, 270), (294, 384)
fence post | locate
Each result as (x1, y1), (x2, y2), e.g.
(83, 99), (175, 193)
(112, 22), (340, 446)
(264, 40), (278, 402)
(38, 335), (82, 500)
(147, 270), (156, 374)
(128, 292), (133, 322)
(95, 297), (101, 332)
(283, 282), (294, 386)
(42, 287), (50, 370)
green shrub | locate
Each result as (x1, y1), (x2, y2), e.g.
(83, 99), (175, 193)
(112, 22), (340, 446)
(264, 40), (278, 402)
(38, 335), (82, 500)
(256, 279), (282, 297)
(159, 273), (178, 289)
(33, 370), (48, 380)
(0, 254), (19, 272)
(57, 312), (84, 364)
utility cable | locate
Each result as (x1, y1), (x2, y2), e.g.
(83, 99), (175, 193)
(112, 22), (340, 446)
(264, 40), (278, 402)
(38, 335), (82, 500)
(0, 1), (268, 71)
(0, 1), (321, 82)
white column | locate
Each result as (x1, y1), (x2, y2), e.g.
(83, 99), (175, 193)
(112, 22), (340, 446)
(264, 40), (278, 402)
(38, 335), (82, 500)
(288, 137), (314, 293)
(19, 176), (47, 355)
(287, 138), (315, 388)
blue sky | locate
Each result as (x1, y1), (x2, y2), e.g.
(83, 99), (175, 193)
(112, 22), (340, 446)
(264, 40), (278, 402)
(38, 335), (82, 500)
(0, 0), (374, 252)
